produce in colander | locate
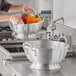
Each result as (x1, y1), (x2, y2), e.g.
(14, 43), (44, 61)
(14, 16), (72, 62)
(21, 14), (42, 24)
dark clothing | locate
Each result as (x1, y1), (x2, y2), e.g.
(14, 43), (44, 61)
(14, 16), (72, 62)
(0, 0), (11, 12)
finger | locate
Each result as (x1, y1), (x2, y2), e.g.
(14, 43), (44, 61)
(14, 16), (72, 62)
(23, 5), (34, 13)
(25, 9), (34, 14)
(23, 9), (31, 14)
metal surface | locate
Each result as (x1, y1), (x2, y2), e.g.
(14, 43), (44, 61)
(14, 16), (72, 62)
(23, 40), (69, 70)
(4, 58), (76, 76)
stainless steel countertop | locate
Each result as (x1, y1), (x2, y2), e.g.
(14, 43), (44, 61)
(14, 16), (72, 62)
(5, 58), (76, 76)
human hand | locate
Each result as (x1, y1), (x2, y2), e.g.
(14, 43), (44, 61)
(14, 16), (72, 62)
(23, 5), (34, 14)
(10, 15), (24, 25)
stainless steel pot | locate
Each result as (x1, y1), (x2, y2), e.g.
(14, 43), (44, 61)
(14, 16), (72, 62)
(23, 40), (69, 70)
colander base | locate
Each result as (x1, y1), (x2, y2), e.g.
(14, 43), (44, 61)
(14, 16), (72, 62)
(30, 63), (60, 70)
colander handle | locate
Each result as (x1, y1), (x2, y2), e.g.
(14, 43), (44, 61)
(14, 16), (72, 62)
(58, 36), (67, 44)
(23, 42), (32, 51)
(9, 21), (13, 30)
(32, 48), (37, 56)
(58, 36), (69, 52)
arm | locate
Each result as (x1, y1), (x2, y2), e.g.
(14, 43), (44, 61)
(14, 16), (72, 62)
(8, 5), (23, 13)
(1, 0), (23, 13)
(0, 15), (24, 25)
(1, 0), (34, 13)
(8, 5), (34, 13)
(0, 15), (11, 22)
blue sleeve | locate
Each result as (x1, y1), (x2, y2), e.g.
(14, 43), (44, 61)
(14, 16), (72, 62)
(1, 0), (11, 12)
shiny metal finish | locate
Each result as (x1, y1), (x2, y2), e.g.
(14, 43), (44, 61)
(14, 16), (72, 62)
(23, 40), (69, 70)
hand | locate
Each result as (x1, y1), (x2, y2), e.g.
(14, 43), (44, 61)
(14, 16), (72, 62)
(10, 15), (24, 25)
(23, 5), (34, 14)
